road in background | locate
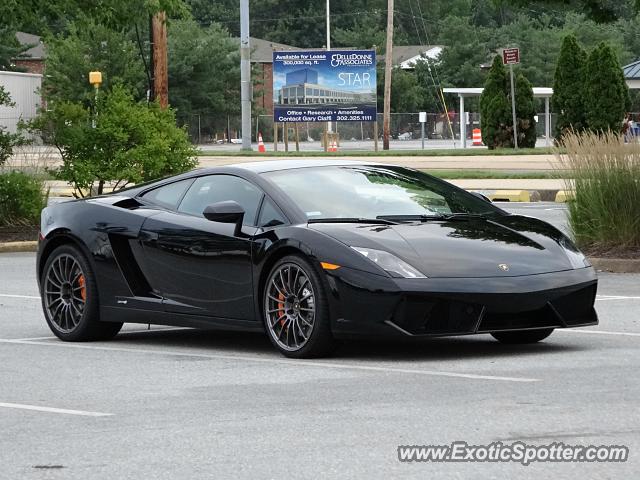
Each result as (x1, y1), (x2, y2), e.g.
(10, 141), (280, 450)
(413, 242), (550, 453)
(497, 202), (570, 233)
(199, 137), (552, 152)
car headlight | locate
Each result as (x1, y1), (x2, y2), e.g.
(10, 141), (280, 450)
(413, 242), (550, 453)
(351, 247), (426, 278)
(558, 235), (591, 268)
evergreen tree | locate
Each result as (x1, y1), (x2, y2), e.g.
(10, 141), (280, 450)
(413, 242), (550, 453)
(484, 92), (514, 149)
(552, 35), (587, 137)
(515, 74), (537, 148)
(480, 55), (513, 149)
(584, 42), (630, 132)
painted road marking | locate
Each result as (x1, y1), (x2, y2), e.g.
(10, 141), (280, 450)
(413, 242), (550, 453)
(0, 402), (112, 417)
(0, 338), (539, 383)
(3, 293), (639, 302)
(11, 327), (190, 341)
(0, 293), (40, 299)
(559, 329), (640, 338)
(596, 296), (640, 301)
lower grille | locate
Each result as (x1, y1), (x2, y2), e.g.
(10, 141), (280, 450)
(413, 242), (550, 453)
(389, 282), (597, 336)
(477, 304), (561, 332)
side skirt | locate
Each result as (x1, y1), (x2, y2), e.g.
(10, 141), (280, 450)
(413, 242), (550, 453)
(100, 306), (265, 333)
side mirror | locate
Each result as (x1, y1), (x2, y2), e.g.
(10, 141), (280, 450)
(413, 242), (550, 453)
(471, 191), (492, 203)
(203, 201), (245, 236)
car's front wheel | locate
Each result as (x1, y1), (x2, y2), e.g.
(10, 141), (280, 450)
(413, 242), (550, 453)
(41, 244), (122, 341)
(263, 255), (336, 358)
(491, 328), (554, 344)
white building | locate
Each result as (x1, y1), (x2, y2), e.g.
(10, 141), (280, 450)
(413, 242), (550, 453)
(0, 70), (42, 134)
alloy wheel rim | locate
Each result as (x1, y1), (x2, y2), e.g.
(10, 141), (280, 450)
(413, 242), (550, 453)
(44, 254), (86, 333)
(264, 263), (315, 351)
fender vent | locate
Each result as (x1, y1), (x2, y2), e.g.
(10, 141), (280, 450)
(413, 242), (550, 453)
(108, 234), (153, 297)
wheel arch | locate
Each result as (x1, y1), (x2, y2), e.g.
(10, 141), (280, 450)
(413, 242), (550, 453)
(255, 237), (346, 330)
(38, 230), (93, 283)
(257, 245), (312, 315)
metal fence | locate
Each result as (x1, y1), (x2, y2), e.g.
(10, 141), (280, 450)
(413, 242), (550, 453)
(178, 112), (558, 148)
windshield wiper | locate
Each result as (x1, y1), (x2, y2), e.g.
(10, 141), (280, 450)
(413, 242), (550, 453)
(440, 212), (490, 220)
(377, 213), (490, 222)
(308, 217), (399, 225)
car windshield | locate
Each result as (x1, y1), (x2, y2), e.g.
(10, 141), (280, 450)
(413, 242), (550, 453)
(263, 165), (502, 220)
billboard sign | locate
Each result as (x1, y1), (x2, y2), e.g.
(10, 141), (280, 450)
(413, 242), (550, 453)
(272, 49), (377, 122)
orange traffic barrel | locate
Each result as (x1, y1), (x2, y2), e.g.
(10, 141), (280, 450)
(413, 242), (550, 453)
(472, 128), (483, 146)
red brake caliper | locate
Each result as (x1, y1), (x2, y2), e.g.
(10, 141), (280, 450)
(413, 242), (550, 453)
(77, 274), (86, 302)
(277, 293), (286, 327)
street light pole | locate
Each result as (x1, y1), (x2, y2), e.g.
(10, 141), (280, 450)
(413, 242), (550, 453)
(240, 0), (252, 151)
(326, 0), (332, 136)
(382, 0), (394, 150)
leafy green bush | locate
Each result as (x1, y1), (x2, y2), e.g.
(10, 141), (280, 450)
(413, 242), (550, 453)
(29, 86), (197, 197)
(0, 171), (48, 226)
(558, 131), (640, 252)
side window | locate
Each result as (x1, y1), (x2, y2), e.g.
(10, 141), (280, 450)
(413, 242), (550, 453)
(258, 198), (287, 227)
(141, 179), (193, 210)
(178, 175), (263, 225)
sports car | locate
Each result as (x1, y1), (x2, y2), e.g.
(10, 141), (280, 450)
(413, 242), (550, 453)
(37, 160), (598, 358)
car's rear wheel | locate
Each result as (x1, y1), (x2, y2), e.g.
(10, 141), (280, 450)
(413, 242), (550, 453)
(491, 328), (554, 344)
(41, 244), (122, 341)
(263, 255), (335, 358)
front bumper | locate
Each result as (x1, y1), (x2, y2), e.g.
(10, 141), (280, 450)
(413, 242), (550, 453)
(325, 267), (598, 338)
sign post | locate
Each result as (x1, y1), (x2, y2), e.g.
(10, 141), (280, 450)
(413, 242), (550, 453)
(502, 47), (520, 149)
(419, 111), (426, 150)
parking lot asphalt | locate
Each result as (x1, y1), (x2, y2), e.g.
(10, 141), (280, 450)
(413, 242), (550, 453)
(1, 206), (639, 479)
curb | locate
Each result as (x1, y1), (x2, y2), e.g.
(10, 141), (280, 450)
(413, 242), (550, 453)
(0, 241), (38, 253)
(589, 258), (640, 274)
(487, 189), (531, 202)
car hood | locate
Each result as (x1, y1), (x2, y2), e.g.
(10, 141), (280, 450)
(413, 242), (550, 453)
(308, 215), (588, 278)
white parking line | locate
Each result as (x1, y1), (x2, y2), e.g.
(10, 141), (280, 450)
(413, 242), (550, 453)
(11, 327), (190, 341)
(596, 296), (640, 301)
(0, 402), (112, 417)
(559, 329), (640, 337)
(0, 293), (40, 299)
(0, 338), (539, 383)
(3, 293), (639, 301)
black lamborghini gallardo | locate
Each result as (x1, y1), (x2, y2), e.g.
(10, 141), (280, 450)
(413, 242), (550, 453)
(37, 160), (598, 357)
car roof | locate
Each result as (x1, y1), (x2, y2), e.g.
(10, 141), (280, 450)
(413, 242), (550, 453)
(222, 158), (380, 173)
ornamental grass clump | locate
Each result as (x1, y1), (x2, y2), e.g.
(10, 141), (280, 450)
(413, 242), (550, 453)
(557, 131), (640, 255)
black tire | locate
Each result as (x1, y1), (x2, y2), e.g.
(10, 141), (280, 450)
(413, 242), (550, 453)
(262, 254), (336, 358)
(41, 244), (123, 341)
(491, 328), (554, 344)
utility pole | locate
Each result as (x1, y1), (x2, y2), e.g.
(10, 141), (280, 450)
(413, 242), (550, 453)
(151, 11), (168, 108)
(240, 0), (252, 150)
(382, 0), (394, 150)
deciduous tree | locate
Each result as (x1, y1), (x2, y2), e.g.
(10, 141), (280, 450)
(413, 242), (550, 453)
(29, 87), (196, 197)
